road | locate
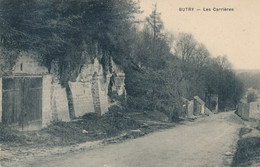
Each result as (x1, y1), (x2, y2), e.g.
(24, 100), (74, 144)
(14, 111), (244, 167)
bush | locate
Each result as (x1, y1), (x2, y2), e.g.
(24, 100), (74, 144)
(247, 92), (258, 103)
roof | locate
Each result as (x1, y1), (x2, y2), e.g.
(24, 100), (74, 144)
(194, 96), (205, 105)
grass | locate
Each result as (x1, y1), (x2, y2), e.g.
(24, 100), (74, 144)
(232, 128), (260, 166)
(0, 109), (176, 148)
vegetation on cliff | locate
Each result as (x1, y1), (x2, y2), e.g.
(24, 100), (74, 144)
(0, 0), (244, 121)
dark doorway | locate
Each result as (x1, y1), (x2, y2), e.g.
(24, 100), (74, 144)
(2, 76), (42, 129)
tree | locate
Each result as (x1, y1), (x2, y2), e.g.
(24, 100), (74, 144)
(174, 33), (209, 98)
(175, 33), (197, 63)
(145, 3), (164, 39)
(203, 56), (245, 110)
(247, 92), (258, 103)
(0, 0), (140, 119)
(124, 5), (184, 121)
(215, 55), (232, 70)
(174, 32), (244, 110)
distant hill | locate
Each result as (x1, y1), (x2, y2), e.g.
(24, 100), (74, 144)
(234, 69), (260, 75)
(235, 69), (260, 90)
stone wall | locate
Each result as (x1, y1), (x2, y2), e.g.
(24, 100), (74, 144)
(249, 102), (260, 119)
(42, 76), (70, 127)
(50, 84), (70, 122)
(37, 56), (125, 124)
(194, 102), (205, 116)
(237, 102), (260, 120)
(91, 74), (102, 115)
(44, 57), (126, 120)
(74, 58), (126, 116)
(40, 82), (70, 127)
(42, 75), (52, 127)
(97, 76), (110, 115)
(237, 103), (250, 120)
(13, 53), (48, 74)
(1, 55), (126, 127)
(69, 82), (95, 117)
(187, 100), (194, 118)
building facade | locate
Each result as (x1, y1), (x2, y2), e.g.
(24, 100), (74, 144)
(0, 53), (126, 130)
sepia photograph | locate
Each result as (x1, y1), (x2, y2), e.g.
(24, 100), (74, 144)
(0, 0), (260, 166)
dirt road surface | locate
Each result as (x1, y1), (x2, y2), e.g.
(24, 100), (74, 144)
(3, 111), (244, 167)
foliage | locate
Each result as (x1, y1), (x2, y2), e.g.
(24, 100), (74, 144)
(124, 7), (183, 121)
(0, 1), (245, 120)
(237, 72), (260, 90)
(247, 92), (258, 103)
(0, 0), (140, 118)
(0, 0), (140, 82)
(145, 3), (164, 39)
(175, 33), (244, 111)
(203, 58), (244, 110)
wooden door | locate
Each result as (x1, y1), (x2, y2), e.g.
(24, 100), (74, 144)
(2, 77), (42, 129)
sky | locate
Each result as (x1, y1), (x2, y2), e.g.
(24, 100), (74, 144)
(139, 0), (260, 70)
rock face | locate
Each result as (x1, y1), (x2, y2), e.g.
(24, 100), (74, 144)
(0, 53), (126, 129)
(237, 101), (260, 120)
(71, 58), (126, 117)
(13, 53), (48, 74)
(45, 58), (126, 126)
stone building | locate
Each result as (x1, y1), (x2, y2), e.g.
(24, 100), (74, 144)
(193, 96), (205, 116)
(237, 101), (260, 120)
(182, 96), (212, 118)
(181, 97), (194, 118)
(0, 52), (125, 130)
